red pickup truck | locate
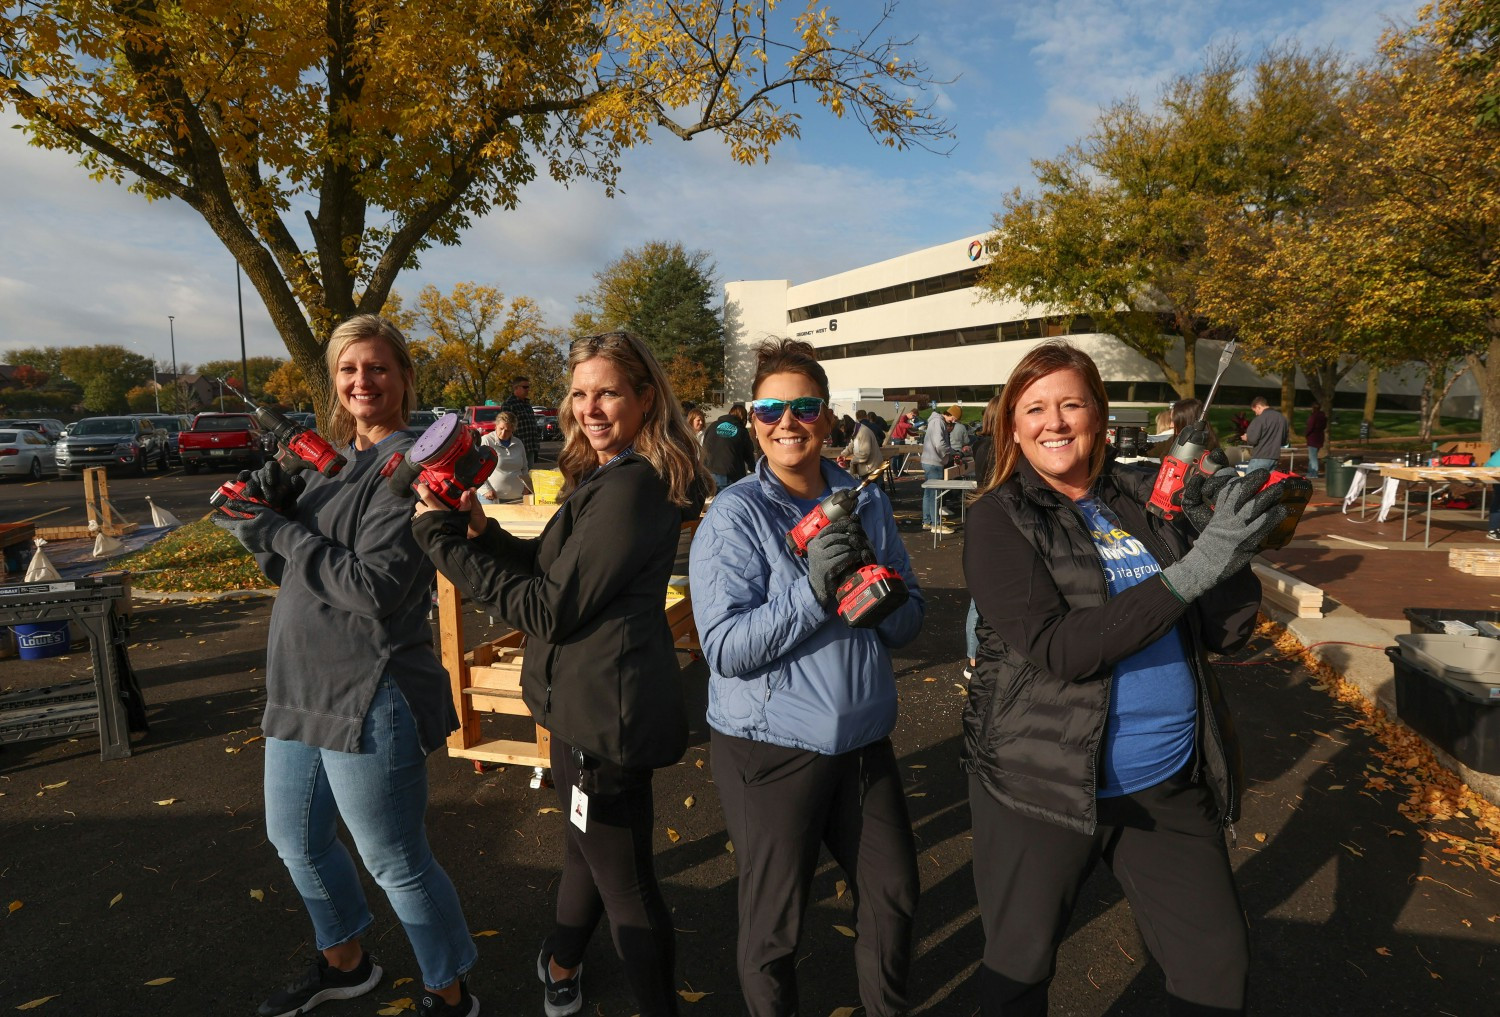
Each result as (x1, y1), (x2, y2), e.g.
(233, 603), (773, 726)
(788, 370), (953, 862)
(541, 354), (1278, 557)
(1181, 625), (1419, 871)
(178, 413), (270, 474)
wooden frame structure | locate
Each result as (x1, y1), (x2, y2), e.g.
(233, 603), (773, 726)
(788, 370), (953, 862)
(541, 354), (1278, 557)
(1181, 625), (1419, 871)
(437, 503), (700, 768)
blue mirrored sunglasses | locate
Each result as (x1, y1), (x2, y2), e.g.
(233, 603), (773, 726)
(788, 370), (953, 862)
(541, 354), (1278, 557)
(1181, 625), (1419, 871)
(749, 397), (826, 425)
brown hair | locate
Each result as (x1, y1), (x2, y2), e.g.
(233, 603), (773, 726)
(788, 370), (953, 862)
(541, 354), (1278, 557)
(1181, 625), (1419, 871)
(978, 340), (1109, 497)
(1170, 398), (1217, 448)
(751, 338), (831, 401)
(556, 331), (710, 507)
(322, 315), (418, 449)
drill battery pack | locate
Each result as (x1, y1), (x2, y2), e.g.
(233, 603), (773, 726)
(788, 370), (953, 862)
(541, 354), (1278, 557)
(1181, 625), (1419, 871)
(1259, 470), (1313, 551)
(836, 564), (909, 629)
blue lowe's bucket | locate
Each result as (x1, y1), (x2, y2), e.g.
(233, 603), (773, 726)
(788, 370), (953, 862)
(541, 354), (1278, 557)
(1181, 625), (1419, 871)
(13, 621), (70, 660)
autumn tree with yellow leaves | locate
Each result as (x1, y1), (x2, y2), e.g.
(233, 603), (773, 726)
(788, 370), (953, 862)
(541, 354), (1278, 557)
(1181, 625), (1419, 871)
(409, 282), (561, 408)
(0, 1), (949, 409)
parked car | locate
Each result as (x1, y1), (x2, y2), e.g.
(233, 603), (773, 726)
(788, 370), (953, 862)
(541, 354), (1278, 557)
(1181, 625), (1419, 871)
(7, 418), (67, 442)
(179, 412), (272, 473)
(407, 409), (438, 437)
(533, 409), (561, 441)
(135, 413), (194, 466)
(54, 416), (170, 477)
(460, 405), (505, 436)
(284, 411), (317, 429)
(0, 427), (59, 481)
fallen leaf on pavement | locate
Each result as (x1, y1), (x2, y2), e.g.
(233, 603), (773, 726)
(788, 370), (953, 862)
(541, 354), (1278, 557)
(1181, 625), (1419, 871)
(679, 990), (709, 1002)
(144, 977), (174, 986)
(40, 781), (67, 790)
(833, 924), (856, 938)
(474, 930), (498, 937)
(1253, 832), (1267, 844)
(683, 795), (695, 809)
(393, 978), (412, 987)
(538, 807), (560, 815)
(249, 889), (264, 902)
(830, 1008), (858, 1017)
(16, 995), (58, 1009)
(9, 900), (22, 914)
(109, 893), (122, 908)
(1376, 947), (1392, 957)
(154, 799), (178, 806)
(666, 828), (681, 843)
(836, 880), (847, 900)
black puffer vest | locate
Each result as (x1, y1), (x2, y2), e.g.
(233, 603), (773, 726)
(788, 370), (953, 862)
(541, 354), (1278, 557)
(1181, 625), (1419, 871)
(963, 458), (1247, 834)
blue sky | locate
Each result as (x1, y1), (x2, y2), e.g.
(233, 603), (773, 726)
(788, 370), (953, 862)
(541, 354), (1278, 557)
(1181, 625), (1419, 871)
(0, 0), (1424, 370)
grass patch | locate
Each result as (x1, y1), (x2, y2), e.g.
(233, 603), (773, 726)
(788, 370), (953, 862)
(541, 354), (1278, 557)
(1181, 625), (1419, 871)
(116, 516), (272, 592)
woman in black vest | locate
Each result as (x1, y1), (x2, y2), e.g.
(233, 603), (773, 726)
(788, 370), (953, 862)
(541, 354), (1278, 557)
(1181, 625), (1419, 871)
(962, 341), (1288, 1016)
(413, 331), (711, 1017)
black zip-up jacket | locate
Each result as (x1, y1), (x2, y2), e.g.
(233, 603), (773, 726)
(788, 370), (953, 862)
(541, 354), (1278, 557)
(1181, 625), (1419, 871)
(413, 455), (696, 770)
(961, 454), (1260, 834)
(702, 414), (755, 482)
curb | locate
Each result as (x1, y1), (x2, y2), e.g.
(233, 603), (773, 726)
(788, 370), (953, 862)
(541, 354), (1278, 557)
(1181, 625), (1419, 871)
(131, 588), (278, 603)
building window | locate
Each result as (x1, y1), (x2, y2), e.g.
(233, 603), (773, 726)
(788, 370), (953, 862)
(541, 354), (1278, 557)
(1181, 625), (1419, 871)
(787, 267), (984, 322)
(816, 314), (1099, 361)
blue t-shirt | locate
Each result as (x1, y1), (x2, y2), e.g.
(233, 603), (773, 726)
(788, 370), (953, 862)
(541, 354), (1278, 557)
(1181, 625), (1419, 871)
(1075, 497), (1197, 797)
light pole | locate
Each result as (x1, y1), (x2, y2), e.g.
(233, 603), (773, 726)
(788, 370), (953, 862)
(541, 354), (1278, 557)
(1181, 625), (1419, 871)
(168, 315), (179, 411)
(237, 265), (250, 403)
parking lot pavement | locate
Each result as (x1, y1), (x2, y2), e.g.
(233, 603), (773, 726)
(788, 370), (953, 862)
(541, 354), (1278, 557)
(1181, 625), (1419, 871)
(1, 469), (1496, 1015)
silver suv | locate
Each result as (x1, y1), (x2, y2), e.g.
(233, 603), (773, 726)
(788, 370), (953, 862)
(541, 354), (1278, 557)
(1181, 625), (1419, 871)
(55, 416), (170, 477)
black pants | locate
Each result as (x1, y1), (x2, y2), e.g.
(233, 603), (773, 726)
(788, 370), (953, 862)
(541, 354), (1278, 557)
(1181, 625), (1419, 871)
(549, 738), (677, 1016)
(713, 731), (919, 1017)
(970, 769), (1248, 1017)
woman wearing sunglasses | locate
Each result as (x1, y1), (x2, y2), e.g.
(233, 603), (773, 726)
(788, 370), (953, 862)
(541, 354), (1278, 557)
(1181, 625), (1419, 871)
(688, 338), (925, 1017)
(413, 331), (711, 1017)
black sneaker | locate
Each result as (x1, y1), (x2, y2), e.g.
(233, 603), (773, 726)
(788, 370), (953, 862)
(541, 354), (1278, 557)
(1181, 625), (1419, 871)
(417, 980), (480, 1017)
(1488, 530), (1500, 541)
(257, 952), (382, 1017)
(536, 942), (583, 1017)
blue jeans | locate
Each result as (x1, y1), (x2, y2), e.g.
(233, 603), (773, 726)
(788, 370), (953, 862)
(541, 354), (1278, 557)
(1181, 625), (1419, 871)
(712, 473), (730, 492)
(965, 599), (980, 662)
(922, 463), (945, 525)
(1305, 445), (1321, 478)
(1245, 457), (1279, 475)
(264, 678), (477, 990)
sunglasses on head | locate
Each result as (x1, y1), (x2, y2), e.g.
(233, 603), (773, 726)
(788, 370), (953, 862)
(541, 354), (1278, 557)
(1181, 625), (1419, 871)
(748, 396), (826, 425)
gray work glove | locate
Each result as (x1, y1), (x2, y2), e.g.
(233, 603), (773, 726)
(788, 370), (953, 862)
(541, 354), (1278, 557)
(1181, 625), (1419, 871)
(253, 460), (307, 516)
(805, 518), (868, 613)
(1161, 469), (1287, 604)
(1181, 449), (1238, 533)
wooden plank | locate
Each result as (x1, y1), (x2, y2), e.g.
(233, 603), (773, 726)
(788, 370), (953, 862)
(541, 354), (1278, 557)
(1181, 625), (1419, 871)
(446, 737), (548, 767)
(36, 523), (139, 541)
(437, 573), (478, 751)
(1251, 562), (1324, 619)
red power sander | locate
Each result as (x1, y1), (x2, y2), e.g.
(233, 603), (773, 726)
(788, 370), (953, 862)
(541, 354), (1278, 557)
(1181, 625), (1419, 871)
(381, 411), (497, 509)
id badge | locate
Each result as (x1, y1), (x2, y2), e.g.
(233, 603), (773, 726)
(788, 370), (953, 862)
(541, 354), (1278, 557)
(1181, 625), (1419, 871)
(570, 783), (589, 832)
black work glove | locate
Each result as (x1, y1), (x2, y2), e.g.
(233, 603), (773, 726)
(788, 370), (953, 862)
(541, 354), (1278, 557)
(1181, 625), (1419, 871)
(1181, 449), (1238, 533)
(253, 460), (307, 516)
(805, 518), (868, 613)
(1162, 469), (1287, 603)
(212, 472), (287, 554)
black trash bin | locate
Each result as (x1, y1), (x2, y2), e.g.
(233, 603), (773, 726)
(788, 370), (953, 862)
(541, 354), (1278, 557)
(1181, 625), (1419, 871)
(1324, 457), (1360, 499)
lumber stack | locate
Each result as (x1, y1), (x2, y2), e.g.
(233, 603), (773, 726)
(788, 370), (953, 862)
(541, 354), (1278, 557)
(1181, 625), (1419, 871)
(1251, 561), (1325, 619)
(1449, 547), (1500, 577)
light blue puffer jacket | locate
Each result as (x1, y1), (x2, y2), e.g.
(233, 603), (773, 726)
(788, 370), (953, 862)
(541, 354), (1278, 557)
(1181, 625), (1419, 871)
(689, 457), (926, 755)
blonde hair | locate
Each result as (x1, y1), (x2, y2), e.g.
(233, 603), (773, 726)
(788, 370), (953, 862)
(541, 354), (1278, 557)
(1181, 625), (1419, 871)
(557, 331), (711, 508)
(322, 315), (418, 449)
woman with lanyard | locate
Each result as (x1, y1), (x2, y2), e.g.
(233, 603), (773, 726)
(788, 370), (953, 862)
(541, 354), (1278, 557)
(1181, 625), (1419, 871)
(962, 341), (1285, 1016)
(689, 338), (925, 1017)
(413, 331), (711, 1017)
(477, 409), (530, 504)
(214, 314), (480, 1017)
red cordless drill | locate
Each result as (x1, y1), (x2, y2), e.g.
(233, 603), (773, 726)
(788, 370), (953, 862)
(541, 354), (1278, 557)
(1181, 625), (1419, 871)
(785, 471), (910, 629)
(1148, 342), (1237, 522)
(1146, 346), (1311, 549)
(211, 382), (346, 511)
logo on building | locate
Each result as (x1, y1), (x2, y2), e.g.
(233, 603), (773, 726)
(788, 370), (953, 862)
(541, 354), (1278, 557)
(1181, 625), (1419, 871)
(967, 238), (1000, 262)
